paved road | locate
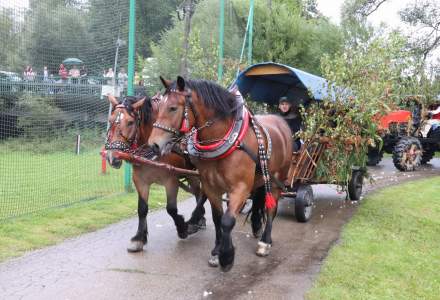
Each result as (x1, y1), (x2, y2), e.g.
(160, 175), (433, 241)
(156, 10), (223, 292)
(0, 159), (439, 300)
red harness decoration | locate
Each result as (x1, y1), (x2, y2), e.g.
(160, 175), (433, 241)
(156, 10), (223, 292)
(191, 108), (250, 160)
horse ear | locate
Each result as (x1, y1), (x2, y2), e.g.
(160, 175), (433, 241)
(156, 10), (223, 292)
(131, 97), (146, 110)
(107, 94), (119, 107)
(160, 76), (171, 88)
(177, 76), (185, 91)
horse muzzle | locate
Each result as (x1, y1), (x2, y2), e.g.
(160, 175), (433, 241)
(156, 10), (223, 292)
(106, 150), (123, 169)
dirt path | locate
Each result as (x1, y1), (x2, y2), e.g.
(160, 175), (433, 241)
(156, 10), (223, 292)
(0, 158), (438, 300)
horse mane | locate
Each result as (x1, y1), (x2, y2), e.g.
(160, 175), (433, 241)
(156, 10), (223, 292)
(122, 95), (152, 124)
(171, 79), (237, 118)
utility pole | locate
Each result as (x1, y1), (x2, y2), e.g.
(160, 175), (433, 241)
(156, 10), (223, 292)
(180, 0), (195, 77)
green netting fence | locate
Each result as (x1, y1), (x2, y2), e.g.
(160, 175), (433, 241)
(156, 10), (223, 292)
(0, 0), (136, 220)
(0, 0), (252, 221)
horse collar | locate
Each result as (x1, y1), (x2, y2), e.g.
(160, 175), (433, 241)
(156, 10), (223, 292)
(186, 105), (250, 160)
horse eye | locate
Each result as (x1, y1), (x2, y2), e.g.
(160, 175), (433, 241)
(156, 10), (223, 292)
(169, 106), (178, 112)
(127, 121), (134, 126)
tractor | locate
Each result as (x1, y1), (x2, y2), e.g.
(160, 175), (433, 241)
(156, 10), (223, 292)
(367, 96), (440, 171)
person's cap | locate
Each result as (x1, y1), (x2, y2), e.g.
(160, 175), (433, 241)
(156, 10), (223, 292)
(279, 96), (289, 103)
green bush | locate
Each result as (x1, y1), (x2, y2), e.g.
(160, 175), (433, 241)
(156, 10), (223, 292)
(16, 94), (68, 139)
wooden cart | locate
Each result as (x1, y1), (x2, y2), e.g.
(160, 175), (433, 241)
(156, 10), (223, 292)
(235, 62), (364, 222)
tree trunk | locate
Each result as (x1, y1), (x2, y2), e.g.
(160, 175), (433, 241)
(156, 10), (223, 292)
(180, 0), (195, 78)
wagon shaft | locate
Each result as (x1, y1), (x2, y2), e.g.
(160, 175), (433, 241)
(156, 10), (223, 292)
(112, 151), (200, 177)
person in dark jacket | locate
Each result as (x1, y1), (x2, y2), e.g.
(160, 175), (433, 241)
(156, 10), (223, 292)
(278, 96), (302, 151)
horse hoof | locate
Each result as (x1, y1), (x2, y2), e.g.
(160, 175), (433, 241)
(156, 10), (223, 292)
(208, 255), (219, 267)
(127, 240), (144, 253)
(220, 263), (234, 272)
(252, 227), (263, 238)
(197, 217), (207, 229)
(219, 247), (235, 271)
(187, 217), (207, 235)
(256, 241), (271, 257)
(187, 223), (199, 235)
(178, 230), (188, 239)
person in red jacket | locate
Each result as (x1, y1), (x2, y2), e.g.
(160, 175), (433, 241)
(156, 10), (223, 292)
(58, 64), (68, 82)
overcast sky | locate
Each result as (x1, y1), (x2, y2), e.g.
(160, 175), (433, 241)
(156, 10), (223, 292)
(316, 0), (415, 28)
(1, 0), (413, 29)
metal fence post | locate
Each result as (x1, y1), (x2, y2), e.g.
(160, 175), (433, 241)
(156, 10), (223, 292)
(124, 0), (136, 192)
(248, 0), (254, 65)
(218, 0), (225, 82)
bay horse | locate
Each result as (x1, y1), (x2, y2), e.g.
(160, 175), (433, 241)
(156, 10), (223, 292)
(105, 93), (207, 252)
(148, 77), (292, 271)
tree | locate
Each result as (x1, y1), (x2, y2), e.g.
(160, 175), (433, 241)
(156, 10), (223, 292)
(340, 0), (377, 48)
(87, 0), (129, 75)
(148, 0), (243, 85)
(400, 0), (440, 64)
(302, 32), (420, 183)
(0, 8), (25, 71)
(136, 0), (180, 58)
(25, 0), (93, 73)
(238, 0), (343, 75)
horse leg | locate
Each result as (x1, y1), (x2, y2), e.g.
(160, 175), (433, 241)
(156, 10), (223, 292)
(256, 188), (280, 257)
(250, 186), (265, 238)
(127, 191), (149, 252)
(165, 180), (188, 239)
(187, 194), (207, 234)
(207, 194), (223, 268)
(186, 177), (207, 234)
(218, 188), (248, 272)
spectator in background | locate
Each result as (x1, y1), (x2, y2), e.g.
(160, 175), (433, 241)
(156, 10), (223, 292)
(80, 66), (87, 84)
(69, 65), (80, 84)
(105, 68), (114, 84)
(117, 67), (128, 92)
(58, 64), (68, 83)
(23, 65), (30, 80)
(23, 66), (35, 81)
(43, 66), (49, 82)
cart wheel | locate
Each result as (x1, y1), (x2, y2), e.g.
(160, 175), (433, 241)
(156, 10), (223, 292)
(295, 185), (313, 223)
(348, 170), (363, 201)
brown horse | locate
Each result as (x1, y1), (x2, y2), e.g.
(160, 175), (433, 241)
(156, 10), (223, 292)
(148, 77), (292, 271)
(105, 94), (206, 252)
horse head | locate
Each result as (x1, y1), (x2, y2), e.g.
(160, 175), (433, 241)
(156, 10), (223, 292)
(149, 76), (237, 156)
(105, 94), (154, 168)
(148, 76), (195, 156)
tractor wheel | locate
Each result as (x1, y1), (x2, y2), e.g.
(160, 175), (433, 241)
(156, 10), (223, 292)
(392, 137), (423, 171)
(366, 147), (383, 166)
(421, 148), (435, 164)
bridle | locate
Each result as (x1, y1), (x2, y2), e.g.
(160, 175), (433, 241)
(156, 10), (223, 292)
(152, 88), (207, 138)
(105, 104), (141, 152)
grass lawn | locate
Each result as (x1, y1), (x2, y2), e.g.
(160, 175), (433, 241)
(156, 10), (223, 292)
(0, 143), (191, 262)
(0, 148), (125, 219)
(307, 176), (440, 300)
(0, 185), (190, 262)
